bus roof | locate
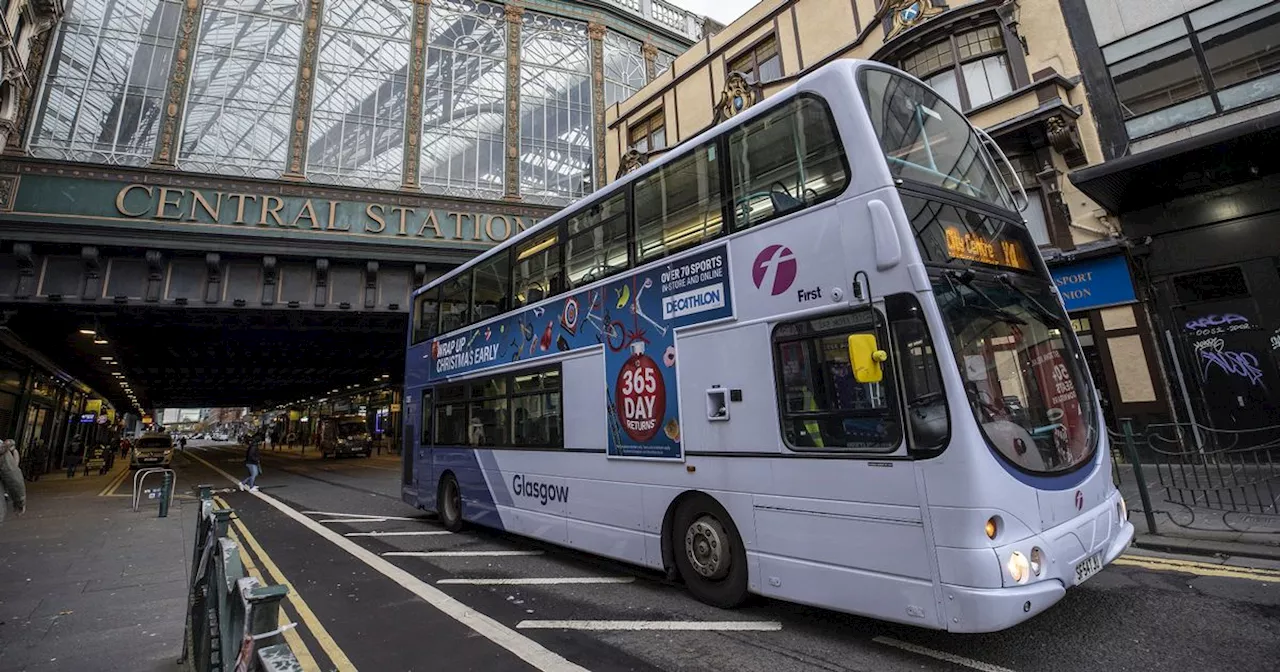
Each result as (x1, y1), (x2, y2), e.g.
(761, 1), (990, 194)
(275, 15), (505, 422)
(411, 58), (873, 299)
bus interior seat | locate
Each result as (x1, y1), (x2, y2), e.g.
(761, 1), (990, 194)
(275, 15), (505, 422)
(770, 189), (803, 216)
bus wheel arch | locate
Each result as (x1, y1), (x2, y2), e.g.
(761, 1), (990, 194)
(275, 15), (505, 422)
(437, 470), (464, 532)
(663, 491), (749, 609)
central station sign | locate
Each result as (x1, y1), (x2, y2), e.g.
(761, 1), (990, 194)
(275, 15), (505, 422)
(2, 170), (545, 249)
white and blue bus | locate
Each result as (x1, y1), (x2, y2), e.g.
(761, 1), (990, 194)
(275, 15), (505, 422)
(401, 59), (1133, 633)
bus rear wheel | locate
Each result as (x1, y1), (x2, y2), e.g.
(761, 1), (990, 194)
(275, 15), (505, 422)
(438, 474), (463, 532)
(673, 494), (748, 609)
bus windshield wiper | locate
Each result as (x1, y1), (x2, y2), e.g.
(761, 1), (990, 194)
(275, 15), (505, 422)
(996, 274), (1065, 328)
(943, 270), (1026, 325)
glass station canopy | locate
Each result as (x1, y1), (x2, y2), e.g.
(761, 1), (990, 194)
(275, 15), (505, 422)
(27, 0), (695, 203)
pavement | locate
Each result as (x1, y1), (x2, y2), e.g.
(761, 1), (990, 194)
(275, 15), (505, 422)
(1114, 464), (1280, 560)
(0, 456), (195, 671)
(168, 440), (1280, 672)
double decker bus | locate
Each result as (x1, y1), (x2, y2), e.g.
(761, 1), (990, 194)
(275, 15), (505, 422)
(401, 59), (1133, 633)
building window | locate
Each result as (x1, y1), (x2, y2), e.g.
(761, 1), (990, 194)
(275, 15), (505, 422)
(178, 0), (303, 179)
(1104, 0), (1280, 139)
(628, 109), (665, 152)
(307, 0), (413, 189)
(728, 35), (782, 82)
(420, 0), (507, 198)
(654, 51), (674, 78)
(30, 0), (182, 165)
(520, 12), (593, 203)
(997, 153), (1051, 246)
(899, 25), (1013, 111)
(604, 31), (645, 107)
(773, 311), (902, 451)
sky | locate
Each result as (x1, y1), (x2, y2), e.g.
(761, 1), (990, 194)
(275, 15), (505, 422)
(670, 0), (760, 26)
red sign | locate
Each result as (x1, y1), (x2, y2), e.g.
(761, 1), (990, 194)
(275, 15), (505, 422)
(615, 350), (665, 442)
(1028, 344), (1086, 465)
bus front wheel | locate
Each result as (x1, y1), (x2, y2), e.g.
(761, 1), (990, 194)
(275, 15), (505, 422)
(673, 494), (748, 609)
(438, 474), (464, 532)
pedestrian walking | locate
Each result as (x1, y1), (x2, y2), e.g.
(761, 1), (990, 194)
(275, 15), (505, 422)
(239, 438), (261, 492)
(179, 436), (187, 452)
(264, 431), (273, 452)
(0, 439), (27, 523)
(65, 437), (83, 478)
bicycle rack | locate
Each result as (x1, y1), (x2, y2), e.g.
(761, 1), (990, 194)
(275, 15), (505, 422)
(133, 467), (176, 512)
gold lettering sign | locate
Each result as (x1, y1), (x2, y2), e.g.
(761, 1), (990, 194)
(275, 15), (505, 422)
(944, 227), (1031, 271)
(110, 183), (536, 245)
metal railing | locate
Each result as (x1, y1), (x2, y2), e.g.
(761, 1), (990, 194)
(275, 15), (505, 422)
(1112, 418), (1280, 525)
(180, 486), (303, 672)
(1143, 421), (1280, 516)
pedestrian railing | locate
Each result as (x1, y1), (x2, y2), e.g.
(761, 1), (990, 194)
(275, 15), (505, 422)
(133, 467), (175, 514)
(1112, 418), (1280, 524)
(180, 486), (303, 672)
(1142, 421), (1280, 516)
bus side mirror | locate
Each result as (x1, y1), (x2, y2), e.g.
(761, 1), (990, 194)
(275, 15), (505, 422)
(847, 334), (888, 383)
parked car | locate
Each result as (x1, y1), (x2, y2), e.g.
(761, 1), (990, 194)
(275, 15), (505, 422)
(318, 415), (373, 459)
(130, 432), (174, 469)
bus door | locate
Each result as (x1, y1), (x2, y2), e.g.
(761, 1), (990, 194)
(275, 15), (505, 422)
(416, 389), (436, 507)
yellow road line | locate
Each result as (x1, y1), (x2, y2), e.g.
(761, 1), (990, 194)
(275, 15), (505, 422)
(214, 496), (358, 671)
(228, 527), (321, 672)
(97, 466), (130, 497)
(1115, 555), (1280, 583)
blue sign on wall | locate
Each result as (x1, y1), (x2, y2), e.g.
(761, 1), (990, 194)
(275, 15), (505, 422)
(1050, 254), (1136, 312)
(428, 245), (733, 460)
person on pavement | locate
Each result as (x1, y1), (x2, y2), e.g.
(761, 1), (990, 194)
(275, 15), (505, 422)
(0, 439), (27, 523)
(239, 437), (261, 492)
(179, 436), (187, 452)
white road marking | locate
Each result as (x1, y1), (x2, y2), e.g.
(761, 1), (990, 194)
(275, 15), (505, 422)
(516, 620), (783, 631)
(439, 577), (635, 586)
(384, 551), (544, 557)
(182, 450), (589, 672)
(345, 531), (453, 537)
(873, 636), (1017, 672)
(302, 511), (417, 520)
(316, 518), (399, 524)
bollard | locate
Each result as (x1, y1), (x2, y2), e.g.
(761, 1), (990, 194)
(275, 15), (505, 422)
(1121, 418), (1159, 535)
(159, 470), (173, 518)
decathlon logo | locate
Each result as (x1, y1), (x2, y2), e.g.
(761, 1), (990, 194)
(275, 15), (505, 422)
(662, 283), (725, 320)
(512, 474), (568, 506)
(751, 245), (797, 296)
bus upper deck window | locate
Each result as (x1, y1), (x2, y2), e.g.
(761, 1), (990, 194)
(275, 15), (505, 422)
(514, 231), (561, 308)
(729, 96), (848, 231)
(413, 288), (440, 344)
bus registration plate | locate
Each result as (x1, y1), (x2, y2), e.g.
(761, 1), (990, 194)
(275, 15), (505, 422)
(1074, 552), (1103, 585)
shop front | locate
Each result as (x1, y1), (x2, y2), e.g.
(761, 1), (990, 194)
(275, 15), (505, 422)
(1047, 248), (1170, 432)
(1071, 110), (1280, 435)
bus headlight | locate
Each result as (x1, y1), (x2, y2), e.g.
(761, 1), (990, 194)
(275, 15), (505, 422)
(1030, 547), (1044, 576)
(1007, 551), (1030, 584)
(985, 516), (999, 540)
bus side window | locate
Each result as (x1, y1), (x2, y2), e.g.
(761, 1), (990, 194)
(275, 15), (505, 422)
(566, 192), (629, 288)
(439, 274), (471, 334)
(634, 142), (724, 263)
(886, 293), (950, 451)
(412, 288), (440, 344)
(729, 95), (849, 231)
(514, 230), (561, 308)
(472, 254), (510, 323)
(773, 310), (902, 452)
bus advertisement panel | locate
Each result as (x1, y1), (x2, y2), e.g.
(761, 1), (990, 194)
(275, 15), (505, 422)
(427, 245), (732, 459)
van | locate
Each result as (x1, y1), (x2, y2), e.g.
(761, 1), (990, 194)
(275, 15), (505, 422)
(318, 415), (372, 459)
(131, 432), (174, 469)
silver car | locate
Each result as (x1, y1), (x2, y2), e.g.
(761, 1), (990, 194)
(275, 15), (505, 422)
(130, 433), (174, 469)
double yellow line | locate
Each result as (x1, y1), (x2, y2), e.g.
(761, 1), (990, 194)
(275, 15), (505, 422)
(1116, 553), (1280, 583)
(97, 465), (131, 497)
(213, 495), (357, 671)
